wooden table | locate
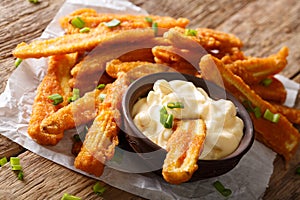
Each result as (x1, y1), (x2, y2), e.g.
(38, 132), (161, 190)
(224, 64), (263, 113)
(0, 0), (299, 199)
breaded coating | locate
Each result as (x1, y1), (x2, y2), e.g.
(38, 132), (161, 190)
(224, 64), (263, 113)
(13, 24), (155, 59)
(40, 86), (109, 137)
(74, 104), (120, 177)
(272, 104), (300, 125)
(250, 77), (287, 104)
(162, 119), (206, 184)
(225, 47), (288, 85)
(74, 73), (130, 176)
(199, 55), (300, 161)
(60, 8), (189, 34)
(28, 53), (78, 145)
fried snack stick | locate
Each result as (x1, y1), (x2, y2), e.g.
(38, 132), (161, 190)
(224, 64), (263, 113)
(271, 104), (300, 125)
(69, 33), (168, 93)
(250, 76), (287, 104)
(60, 9), (189, 34)
(28, 53), (78, 145)
(199, 55), (300, 161)
(40, 85), (110, 138)
(225, 47), (288, 85)
(152, 45), (200, 75)
(162, 119), (206, 184)
(165, 27), (243, 56)
(74, 73), (130, 176)
(13, 20), (157, 59)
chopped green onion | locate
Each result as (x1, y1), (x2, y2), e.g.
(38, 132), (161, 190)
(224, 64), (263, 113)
(145, 17), (153, 23)
(184, 29), (198, 36)
(104, 19), (121, 28)
(96, 83), (106, 89)
(261, 78), (273, 86)
(160, 106), (168, 124)
(15, 58), (23, 68)
(61, 193), (82, 200)
(296, 167), (300, 175)
(18, 171), (24, 180)
(253, 107), (262, 118)
(243, 100), (261, 118)
(152, 22), (158, 36)
(164, 114), (174, 129)
(48, 94), (64, 105)
(99, 94), (106, 102)
(221, 189), (232, 197)
(10, 157), (20, 166)
(69, 88), (80, 103)
(93, 182), (106, 195)
(28, 0), (39, 4)
(167, 102), (184, 109)
(213, 181), (232, 197)
(263, 109), (280, 123)
(11, 165), (22, 171)
(79, 27), (90, 33)
(71, 17), (85, 29)
(0, 157), (8, 167)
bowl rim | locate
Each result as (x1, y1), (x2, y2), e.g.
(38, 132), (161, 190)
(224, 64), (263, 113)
(122, 72), (254, 162)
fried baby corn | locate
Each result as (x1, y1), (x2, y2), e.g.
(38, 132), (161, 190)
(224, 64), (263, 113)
(60, 8), (189, 34)
(28, 53), (77, 145)
(162, 119), (206, 184)
(40, 86), (109, 138)
(199, 55), (300, 161)
(74, 73), (130, 176)
(225, 47), (288, 85)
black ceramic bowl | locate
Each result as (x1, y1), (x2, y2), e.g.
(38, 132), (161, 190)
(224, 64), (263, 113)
(122, 72), (254, 180)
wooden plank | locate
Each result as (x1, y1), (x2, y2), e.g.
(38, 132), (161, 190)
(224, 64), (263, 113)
(0, 151), (144, 200)
(0, 136), (24, 158)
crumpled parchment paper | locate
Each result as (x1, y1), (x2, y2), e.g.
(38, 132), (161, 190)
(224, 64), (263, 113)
(1, 0), (299, 199)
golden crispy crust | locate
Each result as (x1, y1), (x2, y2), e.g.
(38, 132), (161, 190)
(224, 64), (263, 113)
(162, 119), (206, 184)
(28, 53), (78, 145)
(250, 76), (287, 104)
(225, 47), (288, 85)
(60, 9), (189, 34)
(74, 73), (130, 176)
(271, 103), (300, 125)
(199, 55), (300, 161)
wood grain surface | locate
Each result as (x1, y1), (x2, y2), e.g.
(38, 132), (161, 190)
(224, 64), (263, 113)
(0, 0), (299, 199)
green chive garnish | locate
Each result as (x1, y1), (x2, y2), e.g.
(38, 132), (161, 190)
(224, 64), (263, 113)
(28, 0), (39, 4)
(10, 157), (20, 166)
(79, 27), (90, 33)
(213, 181), (232, 197)
(152, 22), (158, 36)
(71, 17), (85, 29)
(263, 109), (280, 123)
(0, 157), (8, 167)
(164, 114), (174, 129)
(93, 182), (106, 195)
(48, 94), (64, 105)
(184, 29), (198, 36)
(104, 19), (121, 28)
(253, 107), (262, 118)
(18, 171), (24, 180)
(261, 78), (273, 86)
(160, 106), (168, 125)
(15, 58), (23, 68)
(69, 88), (80, 103)
(96, 83), (106, 89)
(145, 17), (153, 23)
(167, 102), (184, 109)
(61, 193), (82, 200)
(243, 100), (261, 118)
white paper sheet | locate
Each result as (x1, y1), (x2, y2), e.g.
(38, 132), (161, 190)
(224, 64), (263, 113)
(1, 0), (299, 199)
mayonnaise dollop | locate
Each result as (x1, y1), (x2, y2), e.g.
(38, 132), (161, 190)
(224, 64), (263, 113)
(132, 79), (244, 160)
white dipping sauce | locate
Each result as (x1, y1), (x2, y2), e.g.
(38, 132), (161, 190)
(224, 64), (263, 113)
(132, 80), (244, 160)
